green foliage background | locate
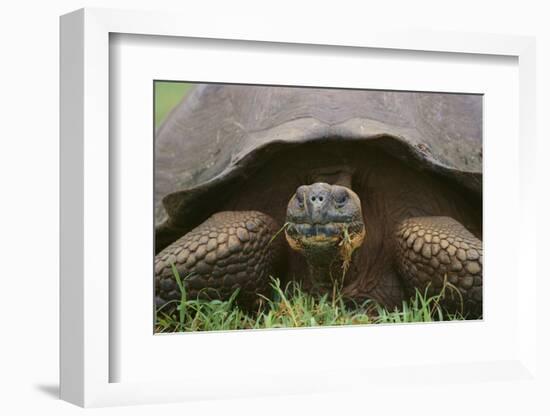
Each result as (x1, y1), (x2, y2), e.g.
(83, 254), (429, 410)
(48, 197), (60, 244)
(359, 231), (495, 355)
(154, 81), (194, 127)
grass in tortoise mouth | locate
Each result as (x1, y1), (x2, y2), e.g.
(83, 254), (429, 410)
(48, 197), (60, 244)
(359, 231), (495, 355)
(338, 223), (355, 275)
(268, 222), (291, 246)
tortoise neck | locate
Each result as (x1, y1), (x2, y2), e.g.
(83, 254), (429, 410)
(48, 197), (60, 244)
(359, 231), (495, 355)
(304, 252), (347, 294)
(308, 166), (354, 189)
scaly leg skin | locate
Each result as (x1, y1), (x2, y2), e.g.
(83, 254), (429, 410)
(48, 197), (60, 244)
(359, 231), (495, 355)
(394, 216), (483, 318)
(155, 211), (282, 313)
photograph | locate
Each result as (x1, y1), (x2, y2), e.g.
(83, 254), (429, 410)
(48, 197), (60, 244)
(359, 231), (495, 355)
(153, 83), (483, 333)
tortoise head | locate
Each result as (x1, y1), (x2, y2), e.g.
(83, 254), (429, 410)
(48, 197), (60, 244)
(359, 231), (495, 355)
(285, 182), (366, 273)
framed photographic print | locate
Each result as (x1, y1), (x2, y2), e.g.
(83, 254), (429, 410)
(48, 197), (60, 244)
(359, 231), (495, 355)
(60, 7), (539, 408)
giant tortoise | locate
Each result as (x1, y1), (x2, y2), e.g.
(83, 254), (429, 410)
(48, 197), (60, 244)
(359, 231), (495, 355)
(154, 85), (483, 317)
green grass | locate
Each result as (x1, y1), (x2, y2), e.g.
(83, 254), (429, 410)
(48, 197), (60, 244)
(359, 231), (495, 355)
(155, 267), (465, 333)
(154, 81), (194, 126)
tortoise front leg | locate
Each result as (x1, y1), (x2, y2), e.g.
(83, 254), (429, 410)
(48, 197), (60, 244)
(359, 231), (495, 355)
(155, 211), (284, 312)
(394, 216), (483, 318)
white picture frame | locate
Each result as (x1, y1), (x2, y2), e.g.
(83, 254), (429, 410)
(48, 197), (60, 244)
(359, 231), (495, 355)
(60, 7), (539, 408)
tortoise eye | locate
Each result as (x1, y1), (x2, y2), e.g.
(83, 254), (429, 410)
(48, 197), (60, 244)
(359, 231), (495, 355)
(295, 186), (307, 206)
(333, 189), (348, 206)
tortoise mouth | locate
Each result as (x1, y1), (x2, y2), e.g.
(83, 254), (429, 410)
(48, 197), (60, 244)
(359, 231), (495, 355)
(287, 222), (346, 239)
(285, 220), (365, 251)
